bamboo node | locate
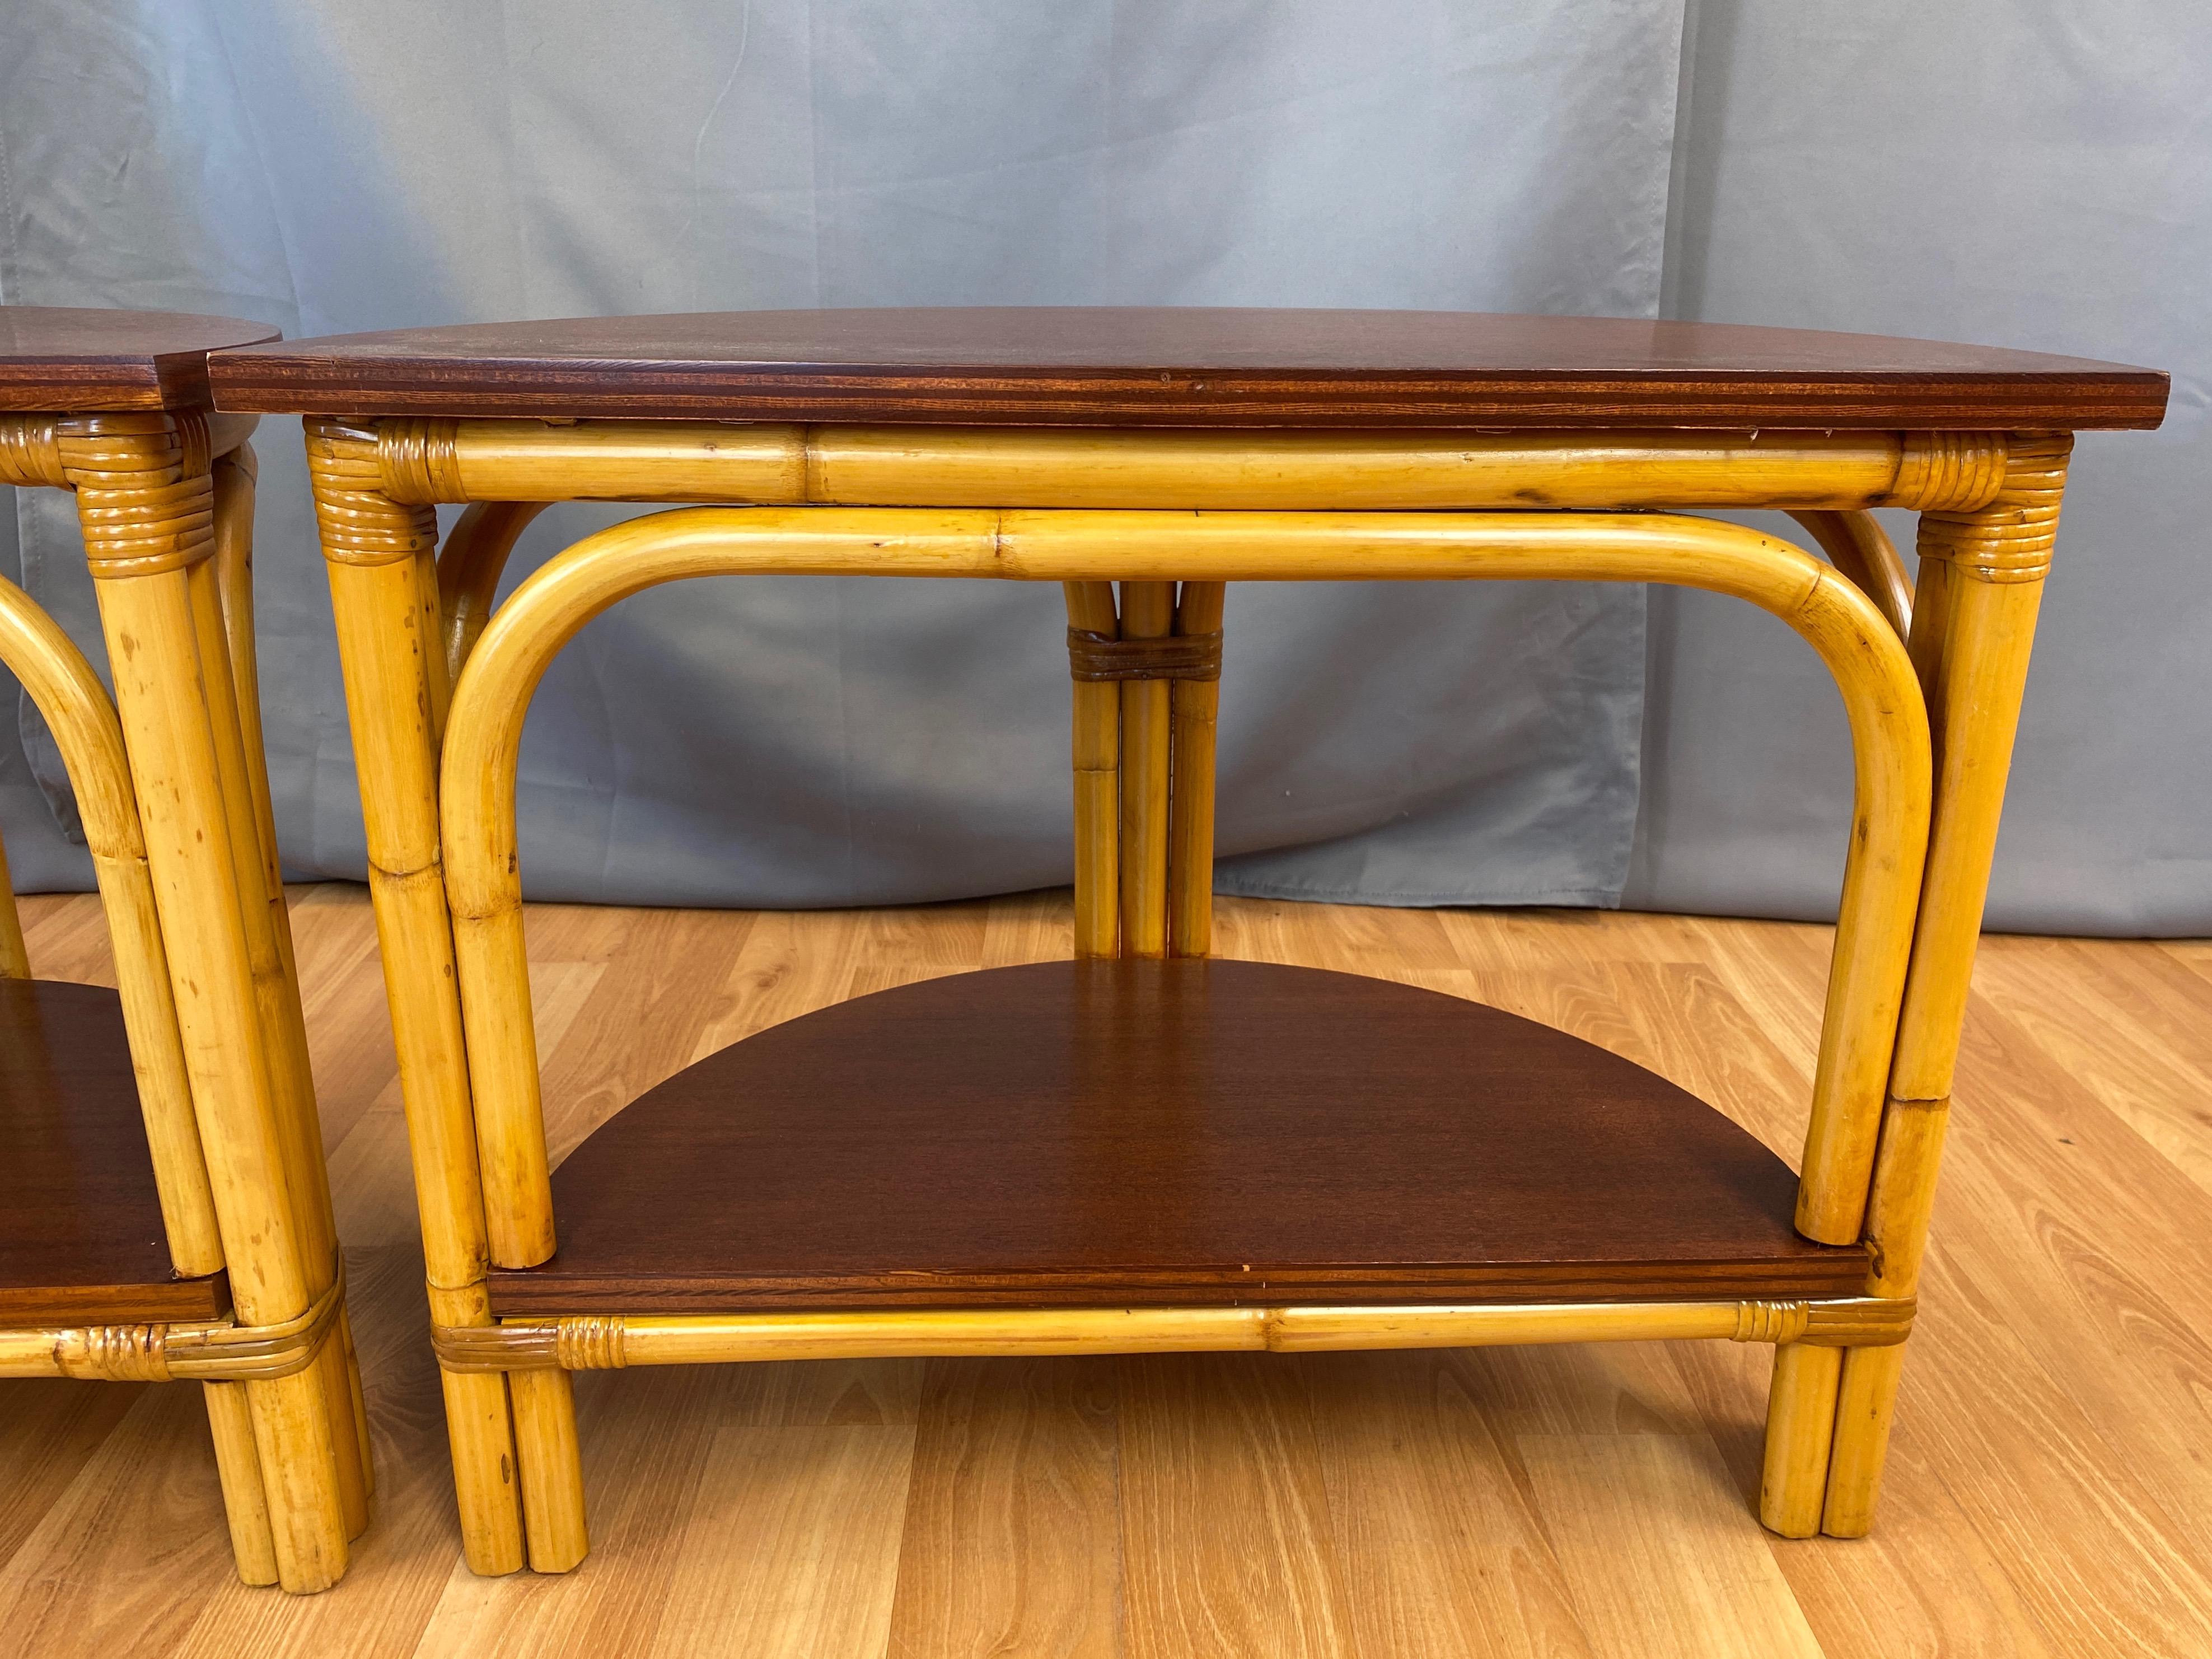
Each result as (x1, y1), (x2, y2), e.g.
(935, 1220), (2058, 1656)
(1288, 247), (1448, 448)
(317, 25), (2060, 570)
(1887, 432), (2007, 511)
(381, 418), (466, 504)
(555, 1316), (629, 1371)
(1733, 1301), (1812, 1344)
(1067, 627), (1222, 683)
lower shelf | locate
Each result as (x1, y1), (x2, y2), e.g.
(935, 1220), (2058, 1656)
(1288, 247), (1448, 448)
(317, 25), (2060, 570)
(489, 959), (1867, 1316)
(0, 979), (228, 1327)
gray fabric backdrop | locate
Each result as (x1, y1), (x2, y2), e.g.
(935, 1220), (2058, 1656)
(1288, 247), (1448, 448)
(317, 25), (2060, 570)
(0, 2), (2202, 933)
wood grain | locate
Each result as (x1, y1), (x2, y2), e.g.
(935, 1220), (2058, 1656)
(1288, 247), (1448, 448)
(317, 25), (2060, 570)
(203, 308), (2169, 429)
(0, 980), (230, 1325)
(490, 959), (1865, 1315)
(4, 886), (2210, 1658)
(1522, 1433), (1824, 1658)
(647, 1425), (915, 1658)
(886, 1358), (1121, 1659)
(1117, 1352), (1351, 1659)
(0, 307), (278, 412)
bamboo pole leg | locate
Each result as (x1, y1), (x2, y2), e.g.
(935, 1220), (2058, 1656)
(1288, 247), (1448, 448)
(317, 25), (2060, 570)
(1820, 436), (2068, 1535)
(1760, 1341), (1842, 1538)
(180, 550), (371, 1537)
(1821, 1345), (1905, 1536)
(0, 829), (28, 978)
(439, 1363), (528, 1576)
(310, 418), (526, 1575)
(1167, 582), (1224, 959)
(338, 1304), (375, 1510)
(310, 1322), (371, 1535)
(1064, 582), (1121, 959)
(63, 414), (348, 1587)
(509, 1367), (589, 1572)
(203, 1381), (280, 1587)
(1116, 581), (1175, 957)
(244, 1367), (349, 1592)
(213, 450), (378, 1531)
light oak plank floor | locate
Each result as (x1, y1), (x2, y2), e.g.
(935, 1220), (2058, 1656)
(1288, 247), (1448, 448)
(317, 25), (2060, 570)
(4, 884), (2208, 1658)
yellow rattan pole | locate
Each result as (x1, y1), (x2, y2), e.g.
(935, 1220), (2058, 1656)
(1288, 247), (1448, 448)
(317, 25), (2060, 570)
(0, 828), (27, 979)
(437, 501), (549, 686)
(415, 420), (2008, 514)
(1167, 582), (1226, 959)
(1817, 434), (2071, 1539)
(1786, 509), (1914, 639)
(1063, 581), (1122, 959)
(307, 417), (529, 1578)
(1116, 581), (1175, 959)
(60, 412), (348, 1592)
(424, 1296), (1912, 1372)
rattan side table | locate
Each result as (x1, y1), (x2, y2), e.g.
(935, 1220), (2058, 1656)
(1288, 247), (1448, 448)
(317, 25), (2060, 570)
(0, 308), (371, 1593)
(209, 307), (2166, 1576)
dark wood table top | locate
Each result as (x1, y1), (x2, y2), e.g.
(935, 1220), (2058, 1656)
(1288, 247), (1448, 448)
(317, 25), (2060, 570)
(0, 979), (229, 1325)
(0, 306), (280, 413)
(205, 307), (2166, 430)
(490, 959), (1868, 1316)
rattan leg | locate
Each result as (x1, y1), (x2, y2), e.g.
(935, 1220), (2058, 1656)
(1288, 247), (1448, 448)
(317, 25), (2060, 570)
(510, 1366), (589, 1572)
(1821, 1344), (1906, 1536)
(439, 1362), (530, 1573)
(1116, 581), (1175, 957)
(338, 1304), (376, 1507)
(203, 1380), (281, 1586)
(61, 413), (350, 1591)
(1166, 582), (1224, 959)
(308, 417), (529, 1574)
(180, 546), (371, 1541)
(0, 828), (27, 978)
(243, 1369), (348, 1592)
(1064, 582), (1122, 959)
(1820, 436), (2068, 1536)
(1760, 1341), (1842, 1536)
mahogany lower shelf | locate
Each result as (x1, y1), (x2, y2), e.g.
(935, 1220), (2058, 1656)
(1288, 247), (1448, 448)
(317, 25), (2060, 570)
(0, 979), (228, 1326)
(489, 960), (1866, 1316)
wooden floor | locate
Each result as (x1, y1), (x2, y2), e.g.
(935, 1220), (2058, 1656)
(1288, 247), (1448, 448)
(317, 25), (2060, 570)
(4, 885), (2210, 1657)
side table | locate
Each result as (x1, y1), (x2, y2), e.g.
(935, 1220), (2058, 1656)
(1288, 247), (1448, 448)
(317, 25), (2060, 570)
(209, 308), (2166, 1574)
(0, 308), (371, 1592)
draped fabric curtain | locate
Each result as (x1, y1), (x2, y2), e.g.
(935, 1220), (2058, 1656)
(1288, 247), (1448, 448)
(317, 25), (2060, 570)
(1, 1), (2203, 933)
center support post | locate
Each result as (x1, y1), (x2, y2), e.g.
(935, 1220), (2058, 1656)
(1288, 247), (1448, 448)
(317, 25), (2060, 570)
(1063, 579), (1226, 960)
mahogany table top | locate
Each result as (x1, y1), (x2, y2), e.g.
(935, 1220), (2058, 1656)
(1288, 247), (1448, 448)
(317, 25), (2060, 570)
(205, 307), (2167, 431)
(0, 305), (279, 413)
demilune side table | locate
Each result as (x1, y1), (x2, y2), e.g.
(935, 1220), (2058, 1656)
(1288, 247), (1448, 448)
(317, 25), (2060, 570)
(207, 309), (2167, 1576)
(0, 307), (372, 1592)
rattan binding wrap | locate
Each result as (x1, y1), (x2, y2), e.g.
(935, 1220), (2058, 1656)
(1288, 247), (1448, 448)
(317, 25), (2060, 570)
(1067, 627), (1223, 682)
(306, 418), (441, 568)
(54, 413), (217, 580)
(0, 415), (64, 488)
(1916, 433), (2072, 583)
(13, 1255), (349, 1383)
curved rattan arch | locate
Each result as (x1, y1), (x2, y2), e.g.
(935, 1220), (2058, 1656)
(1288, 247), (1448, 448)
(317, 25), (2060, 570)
(436, 506), (1931, 1273)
